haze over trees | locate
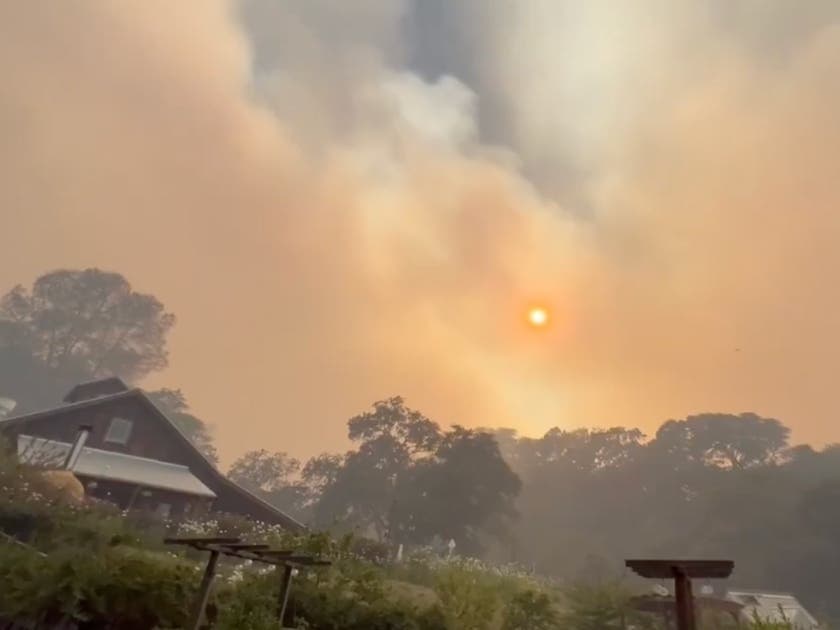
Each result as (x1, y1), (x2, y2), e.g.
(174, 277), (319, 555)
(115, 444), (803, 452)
(4, 269), (840, 618)
(147, 388), (219, 465)
(0, 269), (213, 461)
(0, 269), (174, 412)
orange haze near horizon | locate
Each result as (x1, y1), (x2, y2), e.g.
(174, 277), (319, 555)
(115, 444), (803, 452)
(2, 2), (840, 464)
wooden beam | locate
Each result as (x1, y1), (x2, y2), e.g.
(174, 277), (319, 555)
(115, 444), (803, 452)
(277, 564), (295, 626)
(625, 559), (733, 579)
(164, 536), (242, 546)
(223, 543), (270, 551)
(190, 549), (220, 630)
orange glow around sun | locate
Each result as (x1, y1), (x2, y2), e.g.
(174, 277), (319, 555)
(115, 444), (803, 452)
(527, 306), (550, 328)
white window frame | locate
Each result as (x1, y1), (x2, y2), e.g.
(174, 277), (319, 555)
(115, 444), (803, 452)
(104, 417), (133, 445)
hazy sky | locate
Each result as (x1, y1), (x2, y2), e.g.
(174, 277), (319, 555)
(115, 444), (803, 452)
(2, 2), (840, 463)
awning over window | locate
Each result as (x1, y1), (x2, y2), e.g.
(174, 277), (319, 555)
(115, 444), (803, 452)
(18, 434), (216, 499)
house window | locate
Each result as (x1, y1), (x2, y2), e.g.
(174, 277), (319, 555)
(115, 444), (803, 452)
(104, 417), (133, 445)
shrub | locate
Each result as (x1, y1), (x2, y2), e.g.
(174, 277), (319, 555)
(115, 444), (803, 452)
(434, 564), (499, 630)
(0, 543), (197, 628)
(501, 588), (560, 630)
(214, 563), (445, 630)
(561, 580), (636, 630)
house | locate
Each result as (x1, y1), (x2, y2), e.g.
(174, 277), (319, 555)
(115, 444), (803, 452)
(0, 377), (304, 531)
(727, 590), (819, 629)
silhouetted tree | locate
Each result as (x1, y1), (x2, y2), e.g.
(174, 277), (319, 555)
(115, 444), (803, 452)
(650, 413), (790, 470)
(0, 269), (174, 410)
(311, 398), (520, 550)
(228, 449), (307, 518)
(392, 426), (522, 554)
(148, 388), (218, 465)
(312, 397), (441, 538)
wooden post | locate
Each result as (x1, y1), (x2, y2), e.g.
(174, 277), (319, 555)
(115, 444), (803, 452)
(277, 564), (294, 626)
(674, 569), (696, 630)
(190, 549), (220, 630)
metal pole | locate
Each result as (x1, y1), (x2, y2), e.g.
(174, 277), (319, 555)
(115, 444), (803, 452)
(277, 564), (294, 626)
(190, 550), (220, 630)
(674, 570), (696, 630)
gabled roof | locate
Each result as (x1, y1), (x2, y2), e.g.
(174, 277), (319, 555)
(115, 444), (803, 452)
(18, 434), (216, 498)
(3, 387), (305, 531)
(63, 377), (130, 403)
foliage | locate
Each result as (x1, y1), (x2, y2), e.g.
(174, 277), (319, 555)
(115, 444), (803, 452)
(312, 398), (521, 555)
(500, 589), (559, 630)
(290, 560), (445, 630)
(0, 268), (174, 410)
(213, 572), (281, 630)
(148, 387), (219, 465)
(394, 426), (521, 555)
(313, 397), (441, 539)
(560, 580), (640, 630)
(434, 564), (500, 630)
(492, 413), (840, 622)
(228, 448), (307, 517)
(651, 413), (790, 470)
(0, 543), (197, 629)
(0, 457), (534, 630)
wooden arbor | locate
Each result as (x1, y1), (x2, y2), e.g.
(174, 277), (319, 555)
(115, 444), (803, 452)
(165, 536), (331, 629)
(626, 559), (734, 630)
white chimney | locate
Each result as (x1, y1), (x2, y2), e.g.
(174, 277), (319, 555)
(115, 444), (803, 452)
(0, 397), (15, 419)
(63, 425), (92, 471)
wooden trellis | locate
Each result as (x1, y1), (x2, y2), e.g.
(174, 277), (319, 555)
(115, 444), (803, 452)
(164, 536), (331, 629)
(625, 559), (734, 630)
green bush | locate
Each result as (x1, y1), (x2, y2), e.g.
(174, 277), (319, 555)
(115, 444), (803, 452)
(561, 580), (649, 630)
(290, 557), (444, 629)
(214, 572), (281, 630)
(501, 589), (560, 630)
(0, 543), (197, 628)
(434, 565), (500, 630)
(214, 562), (445, 630)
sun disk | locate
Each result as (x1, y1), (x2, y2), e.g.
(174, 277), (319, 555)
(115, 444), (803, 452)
(528, 307), (549, 327)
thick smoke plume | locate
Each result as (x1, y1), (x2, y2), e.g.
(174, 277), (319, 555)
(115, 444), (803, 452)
(1, 1), (839, 459)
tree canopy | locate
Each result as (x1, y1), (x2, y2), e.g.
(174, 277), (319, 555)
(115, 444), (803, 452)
(304, 397), (521, 554)
(0, 269), (174, 410)
(227, 448), (307, 518)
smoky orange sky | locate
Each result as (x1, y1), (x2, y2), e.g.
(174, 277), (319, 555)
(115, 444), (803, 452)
(2, 1), (840, 464)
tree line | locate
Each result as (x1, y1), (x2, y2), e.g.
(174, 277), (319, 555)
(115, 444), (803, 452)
(4, 269), (840, 620)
